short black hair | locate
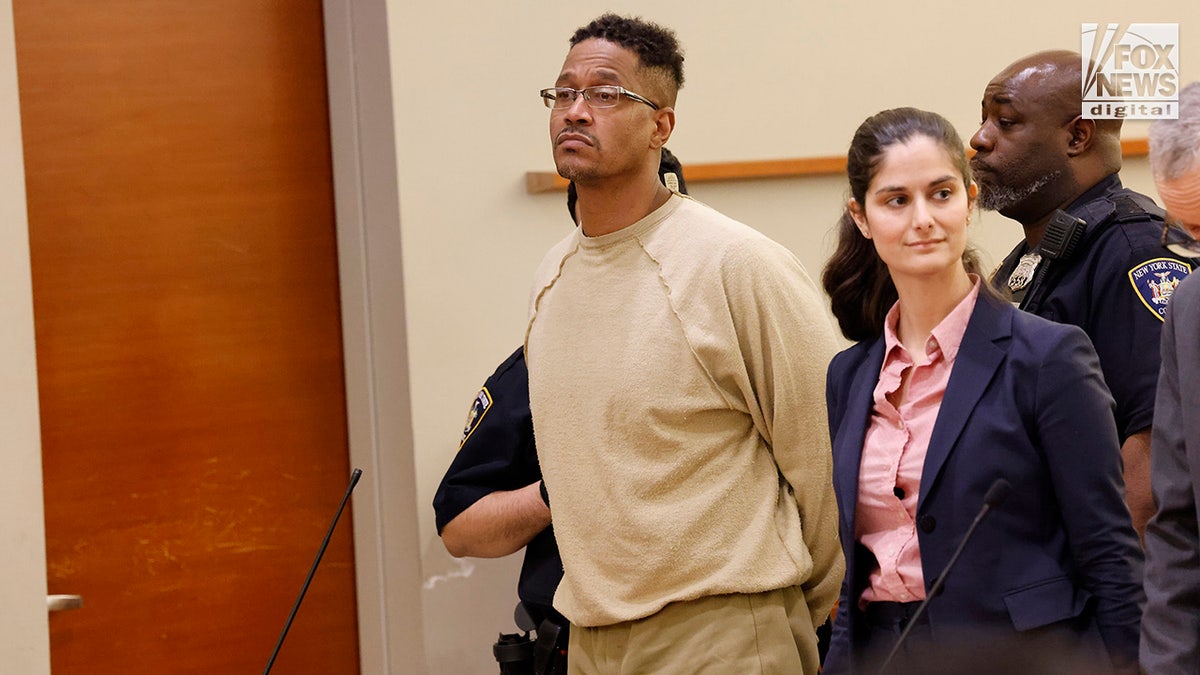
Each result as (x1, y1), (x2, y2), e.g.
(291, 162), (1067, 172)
(569, 13), (685, 91)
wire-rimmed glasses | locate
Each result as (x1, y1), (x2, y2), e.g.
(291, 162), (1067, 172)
(540, 86), (659, 110)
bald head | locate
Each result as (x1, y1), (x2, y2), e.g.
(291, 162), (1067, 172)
(970, 50), (1124, 229)
(1000, 50), (1122, 155)
(995, 50), (1081, 111)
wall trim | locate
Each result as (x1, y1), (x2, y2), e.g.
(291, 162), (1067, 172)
(322, 0), (427, 672)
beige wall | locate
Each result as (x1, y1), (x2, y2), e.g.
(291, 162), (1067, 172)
(0, 0), (50, 672)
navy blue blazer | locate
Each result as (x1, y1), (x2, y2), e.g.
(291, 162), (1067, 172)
(823, 293), (1144, 672)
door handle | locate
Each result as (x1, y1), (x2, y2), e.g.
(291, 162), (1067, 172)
(47, 594), (83, 612)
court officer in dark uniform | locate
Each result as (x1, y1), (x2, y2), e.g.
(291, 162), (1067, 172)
(432, 149), (686, 673)
(971, 50), (1193, 538)
(434, 344), (563, 616)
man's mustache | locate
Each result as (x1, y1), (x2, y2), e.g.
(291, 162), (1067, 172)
(556, 127), (597, 145)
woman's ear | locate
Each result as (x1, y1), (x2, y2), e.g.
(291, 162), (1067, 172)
(848, 199), (871, 239)
(968, 181), (979, 212)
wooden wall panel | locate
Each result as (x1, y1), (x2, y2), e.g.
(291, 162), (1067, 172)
(14, 1), (360, 672)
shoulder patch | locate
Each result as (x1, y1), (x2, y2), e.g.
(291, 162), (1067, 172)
(459, 387), (493, 447)
(1128, 258), (1192, 321)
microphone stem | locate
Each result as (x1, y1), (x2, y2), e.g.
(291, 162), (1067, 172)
(263, 468), (362, 675)
(877, 504), (993, 674)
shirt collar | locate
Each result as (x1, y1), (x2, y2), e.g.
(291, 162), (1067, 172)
(882, 276), (982, 363)
(574, 193), (682, 250)
(1065, 173), (1122, 216)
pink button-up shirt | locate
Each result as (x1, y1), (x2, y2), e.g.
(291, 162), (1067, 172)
(856, 279), (981, 607)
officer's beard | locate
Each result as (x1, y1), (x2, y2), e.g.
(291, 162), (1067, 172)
(977, 170), (1063, 213)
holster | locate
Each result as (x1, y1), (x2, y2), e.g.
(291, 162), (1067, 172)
(533, 618), (569, 675)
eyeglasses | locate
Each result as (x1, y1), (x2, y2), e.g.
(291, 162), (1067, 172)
(1162, 221), (1200, 258)
(540, 86), (659, 111)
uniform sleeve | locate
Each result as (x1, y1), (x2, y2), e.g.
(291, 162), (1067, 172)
(1084, 234), (1190, 439)
(432, 348), (541, 533)
(1140, 285), (1200, 673)
(1034, 324), (1144, 668)
(723, 237), (846, 628)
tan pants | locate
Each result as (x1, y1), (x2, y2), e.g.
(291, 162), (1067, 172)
(567, 586), (818, 674)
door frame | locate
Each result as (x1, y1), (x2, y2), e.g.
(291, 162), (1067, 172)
(322, 0), (429, 672)
(0, 1), (50, 672)
(0, 0), (427, 670)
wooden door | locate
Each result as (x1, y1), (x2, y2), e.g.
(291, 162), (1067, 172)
(14, 2), (360, 672)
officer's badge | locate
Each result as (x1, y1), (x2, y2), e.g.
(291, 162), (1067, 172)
(460, 387), (493, 447)
(1128, 258), (1192, 321)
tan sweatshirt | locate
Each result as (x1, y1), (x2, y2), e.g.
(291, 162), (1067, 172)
(525, 194), (843, 628)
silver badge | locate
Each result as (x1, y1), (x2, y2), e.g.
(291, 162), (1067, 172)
(1007, 252), (1043, 292)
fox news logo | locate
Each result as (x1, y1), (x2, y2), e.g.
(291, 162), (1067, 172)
(1082, 23), (1179, 119)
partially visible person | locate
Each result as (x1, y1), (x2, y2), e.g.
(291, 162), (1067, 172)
(433, 150), (690, 675)
(822, 107), (1143, 673)
(1141, 80), (1200, 675)
(433, 346), (564, 674)
(526, 13), (842, 673)
(971, 50), (1193, 538)
(1149, 82), (1200, 247)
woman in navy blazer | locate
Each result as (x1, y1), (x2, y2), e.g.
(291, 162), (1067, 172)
(820, 108), (1143, 673)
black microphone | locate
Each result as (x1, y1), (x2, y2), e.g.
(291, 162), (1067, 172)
(878, 477), (1011, 674)
(263, 467), (363, 675)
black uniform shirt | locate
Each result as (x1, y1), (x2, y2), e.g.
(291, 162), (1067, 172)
(992, 175), (1193, 440)
(432, 347), (564, 623)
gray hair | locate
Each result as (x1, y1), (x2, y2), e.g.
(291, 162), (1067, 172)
(1149, 81), (1200, 180)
